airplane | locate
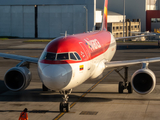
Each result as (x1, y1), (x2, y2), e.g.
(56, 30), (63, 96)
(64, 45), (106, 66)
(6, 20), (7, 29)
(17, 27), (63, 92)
(0, 0), (159, 112)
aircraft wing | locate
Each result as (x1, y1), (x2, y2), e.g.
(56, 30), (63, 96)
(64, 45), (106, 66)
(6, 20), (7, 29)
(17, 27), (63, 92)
(106, 57), (160, 69)
(0, 53), (38, 64)
(115, 34), (155, 40)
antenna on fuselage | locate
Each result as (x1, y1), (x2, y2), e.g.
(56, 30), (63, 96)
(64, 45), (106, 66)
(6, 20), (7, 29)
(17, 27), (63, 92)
(65, 31), (67, 37)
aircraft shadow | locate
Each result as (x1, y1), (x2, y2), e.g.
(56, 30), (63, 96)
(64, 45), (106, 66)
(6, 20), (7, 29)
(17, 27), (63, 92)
(1, 88), (160, 102)
(0, 80), (8, 94)
(0, 89), (112, 103)
(72, 91), (121, 94)
(0, 110), (60, 113)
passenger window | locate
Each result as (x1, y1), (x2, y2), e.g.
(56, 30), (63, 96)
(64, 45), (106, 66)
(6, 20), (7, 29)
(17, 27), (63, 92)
(74, 53), (81, 60)
(57, 53), (69, 60)
(70, 53), (77, 60)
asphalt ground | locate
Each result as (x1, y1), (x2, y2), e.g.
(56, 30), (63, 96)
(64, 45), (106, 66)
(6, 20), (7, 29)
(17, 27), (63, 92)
(0, 39), (160, 120)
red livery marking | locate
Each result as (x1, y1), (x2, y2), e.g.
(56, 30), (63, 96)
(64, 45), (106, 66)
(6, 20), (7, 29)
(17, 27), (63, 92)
(40, 31), (111, 64)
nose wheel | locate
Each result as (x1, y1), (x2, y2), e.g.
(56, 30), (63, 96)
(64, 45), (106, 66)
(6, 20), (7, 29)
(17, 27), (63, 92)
(59, 89), (72, 112)
(60, 102), (70, 112)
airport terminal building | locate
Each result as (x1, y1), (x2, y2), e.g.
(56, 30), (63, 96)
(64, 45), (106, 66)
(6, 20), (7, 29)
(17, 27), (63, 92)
(0, 0), (97, 38)
(0, 0), (160, 38)
(104, 0), (160, 32)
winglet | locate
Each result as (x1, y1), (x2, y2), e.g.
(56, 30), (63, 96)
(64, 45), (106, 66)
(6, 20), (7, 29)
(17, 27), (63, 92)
(101, 0), (108, 31)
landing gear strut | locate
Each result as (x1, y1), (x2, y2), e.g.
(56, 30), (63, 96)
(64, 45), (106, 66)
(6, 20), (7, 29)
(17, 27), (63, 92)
(59, 89), (72, 112)
(115, 67), (133, 93)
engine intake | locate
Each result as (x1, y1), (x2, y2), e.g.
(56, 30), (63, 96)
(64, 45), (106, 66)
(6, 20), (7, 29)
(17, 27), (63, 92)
(4, 67), (32, 91)
(131, 69), (156, 95)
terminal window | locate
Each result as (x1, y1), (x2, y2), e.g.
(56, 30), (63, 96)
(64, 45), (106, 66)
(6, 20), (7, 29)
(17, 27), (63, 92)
(157, 18), (160, 22)
(151, 18), (157, 23)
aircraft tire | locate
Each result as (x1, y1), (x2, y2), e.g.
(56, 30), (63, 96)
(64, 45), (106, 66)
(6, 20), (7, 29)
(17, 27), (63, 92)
(66, 103), (70, 112)
(119, 82), (124, 93)
(127, 82), (133, 93)
(60, 102), (64, 112)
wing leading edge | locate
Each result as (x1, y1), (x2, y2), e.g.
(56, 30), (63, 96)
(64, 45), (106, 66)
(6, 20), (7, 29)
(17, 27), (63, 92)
(0, 53), (38, 64)
(111, 33), (158, 69)
(115, 34), (156, 40)
(106, 57), (160, 69)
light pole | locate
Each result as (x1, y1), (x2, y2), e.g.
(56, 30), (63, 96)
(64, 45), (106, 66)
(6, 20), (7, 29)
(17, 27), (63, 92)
(123, 0), (125, 42)
(84, 6), (88, 32)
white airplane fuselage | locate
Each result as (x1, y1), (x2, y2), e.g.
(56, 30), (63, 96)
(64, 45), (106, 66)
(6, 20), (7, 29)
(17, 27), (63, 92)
(38, 31), (116, 91)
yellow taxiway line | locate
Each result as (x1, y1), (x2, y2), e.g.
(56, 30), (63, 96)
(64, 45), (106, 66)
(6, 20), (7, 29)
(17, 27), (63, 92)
(53, 70), (114, 120)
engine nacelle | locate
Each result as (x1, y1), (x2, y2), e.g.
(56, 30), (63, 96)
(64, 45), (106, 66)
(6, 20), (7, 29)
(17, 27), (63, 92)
(131, 69), (156, 95)
(4, 67), (32, 91)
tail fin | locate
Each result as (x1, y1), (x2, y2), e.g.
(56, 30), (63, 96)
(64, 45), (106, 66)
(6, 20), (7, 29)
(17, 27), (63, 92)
(101, 0), (108, 31)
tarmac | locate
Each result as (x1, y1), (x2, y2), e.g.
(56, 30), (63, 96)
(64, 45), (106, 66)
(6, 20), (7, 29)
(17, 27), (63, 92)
(1, 39), (160, 120)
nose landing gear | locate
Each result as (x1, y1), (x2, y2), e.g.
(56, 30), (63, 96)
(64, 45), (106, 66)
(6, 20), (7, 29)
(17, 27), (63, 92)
(59, 89), (72, 112)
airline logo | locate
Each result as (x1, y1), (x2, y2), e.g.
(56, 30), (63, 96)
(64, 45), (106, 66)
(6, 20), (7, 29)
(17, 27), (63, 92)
(104, 4), (107, 16)
(84, 39), (101, 51)
(102, 0), (108, 30)
(85, 41), (92, 49)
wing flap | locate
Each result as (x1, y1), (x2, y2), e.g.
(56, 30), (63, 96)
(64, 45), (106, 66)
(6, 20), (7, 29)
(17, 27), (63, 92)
(0, 53), (38, 64)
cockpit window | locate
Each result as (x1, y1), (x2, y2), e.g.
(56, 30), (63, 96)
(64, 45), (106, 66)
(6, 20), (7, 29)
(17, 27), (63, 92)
(45, 53), (56, 60)
(40, 52), (56, 61)
(74, 52), (81, 60)
(40, 52), (81, 61)
(39, 52), (47, 61)
(57, 53), (69, 60)
(70, 53), (77, 60)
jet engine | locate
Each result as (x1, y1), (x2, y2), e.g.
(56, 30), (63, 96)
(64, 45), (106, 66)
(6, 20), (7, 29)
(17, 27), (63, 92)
(131, 68), (156, 95)
(4, 67), (32, 91)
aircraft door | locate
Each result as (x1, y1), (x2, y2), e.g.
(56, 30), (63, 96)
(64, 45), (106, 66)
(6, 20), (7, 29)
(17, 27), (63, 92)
(79, 42), (90, 59)
(79, 42), (91, 72)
